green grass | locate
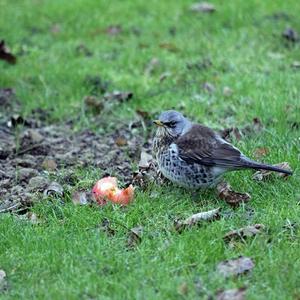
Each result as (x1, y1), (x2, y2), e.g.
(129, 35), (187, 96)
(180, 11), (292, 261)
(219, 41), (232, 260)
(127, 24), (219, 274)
(1, 0), (300, 299)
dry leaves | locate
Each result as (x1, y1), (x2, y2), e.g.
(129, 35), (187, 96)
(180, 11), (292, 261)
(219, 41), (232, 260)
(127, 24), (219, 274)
(138, 151), (153, 169)
(43, 181), (64, 197)
(217, 182), (251, 207)
(253, 162), (292, 181)
(0, 40), (16, 64)
(175, 208), (220, 232)
(190, 2), (216, 13)
(216, 288), (247, 300)
(127, 226), (143, 248)
(104, 91), (133, 102)
(159, 42), (180, 52)
(223, 224), (265, 243)
(253, 147), (269, 159)
(282, 27), (299, 42)
(72, 191), (90, 205)
(217, 256), (254, 278)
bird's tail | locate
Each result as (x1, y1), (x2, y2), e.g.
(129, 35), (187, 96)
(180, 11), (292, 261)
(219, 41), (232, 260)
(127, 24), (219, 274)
(240, 159), (293, 175)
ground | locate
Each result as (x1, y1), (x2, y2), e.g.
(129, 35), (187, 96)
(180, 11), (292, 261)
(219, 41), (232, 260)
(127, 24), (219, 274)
(0, 0), (300, 299)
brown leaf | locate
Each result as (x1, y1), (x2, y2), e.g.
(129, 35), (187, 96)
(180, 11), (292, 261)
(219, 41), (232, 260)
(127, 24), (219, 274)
(175, 208), (220, 232)
(42, 159), (57, 171)
(43, 181), (64, 197)
(84, 96), (104, 113)
(217, 256), (254, 278)
(104, 91), (133, 102)
(220, 127), (243, 141)
(72, 191), (89, 205)
(18, 212), (40, 224)
(223, 224), (265, 243)
(190, 2), (216, 13)
(282, 27), (299, 42)
(115, 136), (128, 147)
(159, 43), (180, 52)
(216, 287), (247, 300)
(217, 182), (251, 207)
(127, 226), (143, 248)
(138, 151), (153, 169)
(253, 147), (269, 159)
(253, 162), (292, 181)
(0, 40), (17, 64)
(106, 25), (122, 36)
(177, 282), (189, 296)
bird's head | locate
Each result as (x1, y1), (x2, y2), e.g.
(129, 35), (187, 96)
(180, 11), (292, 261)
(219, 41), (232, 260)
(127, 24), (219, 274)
(153, 110), (191, 139)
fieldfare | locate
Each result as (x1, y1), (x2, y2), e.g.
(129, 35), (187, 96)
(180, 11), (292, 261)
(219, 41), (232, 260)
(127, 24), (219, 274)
(152, 110), (292, 188)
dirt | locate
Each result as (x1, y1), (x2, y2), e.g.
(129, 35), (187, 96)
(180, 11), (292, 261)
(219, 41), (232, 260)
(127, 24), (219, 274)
(0, 89), (153, 212)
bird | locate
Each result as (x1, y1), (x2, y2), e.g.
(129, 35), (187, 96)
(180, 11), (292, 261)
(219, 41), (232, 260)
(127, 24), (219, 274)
(152, 110), (292, 188)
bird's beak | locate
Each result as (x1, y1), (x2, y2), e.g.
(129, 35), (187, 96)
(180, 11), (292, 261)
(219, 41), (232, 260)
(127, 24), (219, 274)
(153, 120), (164, 126)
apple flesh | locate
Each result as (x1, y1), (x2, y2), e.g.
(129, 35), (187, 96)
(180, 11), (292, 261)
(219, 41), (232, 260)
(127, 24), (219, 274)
(92, 176), (134, 206)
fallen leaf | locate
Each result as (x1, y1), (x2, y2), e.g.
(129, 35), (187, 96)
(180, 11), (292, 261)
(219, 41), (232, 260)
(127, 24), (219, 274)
(217, 256), (254, 278)
(72, 191), (89, 205)
(138, 151), (153, 169)
(28, 176), (49, 192)
(50, 24), (61, 34)
(18, 212), (40, 224)
(85, 75), (110, 95)
(223, 86), (233, 97)
(217, 182), (251, 207)
(159, 42), (180, 52)
(216, 287), (247, 300)
(27, 129), (44, 144)
(144, 57), (160, 75)
(42, 158), (57, 171)
(106, 25), (122, 36)
(7, 114), (29, 128)
(75, 44), (93, 57)
(127, 226), (143, 248)
(223, 224), (265, 243)
(190, 2), (216, 13)
(175, 208), (220, 232)
(253, 162), (292, 181)
(282, 27), (299, 42)
(186, 58), (212, 71)
(220, 127), (243, 141)
(159, 71), (171, 82)
(115, 136), (128, 147)
(253, 147), (269, 159)
(18, 168), (39, 182)
(177, 282), (189, 296)
(104, 91), (133, 102)
(84, 96), (104, 113)
(43, 181), (64, 197)
(100, 218), (115, 236)
(0, 40), (16, 64)
(202, 82), (215, 93)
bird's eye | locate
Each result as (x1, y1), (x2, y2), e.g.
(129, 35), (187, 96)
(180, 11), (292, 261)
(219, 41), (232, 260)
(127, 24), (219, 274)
(164, 121), (176, 128)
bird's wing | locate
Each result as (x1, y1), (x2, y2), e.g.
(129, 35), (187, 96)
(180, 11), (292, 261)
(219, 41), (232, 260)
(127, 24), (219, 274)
(176, 124), (246, 168)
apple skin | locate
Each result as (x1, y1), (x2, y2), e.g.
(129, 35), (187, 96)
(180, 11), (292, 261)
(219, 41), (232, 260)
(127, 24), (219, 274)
(92, 176), (134, 206)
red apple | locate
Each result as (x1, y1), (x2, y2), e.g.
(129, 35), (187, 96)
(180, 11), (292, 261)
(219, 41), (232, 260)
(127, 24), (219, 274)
(92, 176), (134, 206)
